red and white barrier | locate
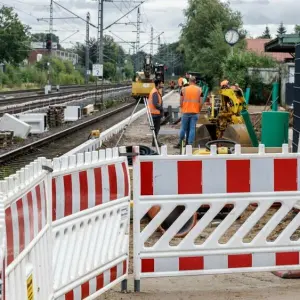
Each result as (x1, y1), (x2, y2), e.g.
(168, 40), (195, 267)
(140, 145), (299, 195)
(133, 144), (300, 291)
(0, 158), (53, 300)
(52, 148), (130, 299)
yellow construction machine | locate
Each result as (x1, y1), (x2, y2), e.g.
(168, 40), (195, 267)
(192, 85), (252, 154)
(131, 54), (164, 100)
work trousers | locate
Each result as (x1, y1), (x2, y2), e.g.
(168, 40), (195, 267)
(179, 113), (199, 145)
(151, 115), (161, 143)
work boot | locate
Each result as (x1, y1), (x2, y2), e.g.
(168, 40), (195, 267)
(173, 143), (182, 149)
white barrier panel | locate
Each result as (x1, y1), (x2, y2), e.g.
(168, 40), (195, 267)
(0, 158), (53, 299)
(133, 144), (300, 290)
(0, 194), (6, 300)
(51, 148), (130, 299)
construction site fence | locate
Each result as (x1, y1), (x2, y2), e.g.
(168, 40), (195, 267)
(132, 144), (300, 291)
(0, 148), (130, 299)
(2, 138), (300, 296)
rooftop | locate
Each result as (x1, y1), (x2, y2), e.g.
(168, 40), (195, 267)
(264, 34), (300, 53)
(246, 38), (293, 61)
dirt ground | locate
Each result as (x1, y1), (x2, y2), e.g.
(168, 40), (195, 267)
(99, 100), (300, 299)
(101, 273), (300, 300)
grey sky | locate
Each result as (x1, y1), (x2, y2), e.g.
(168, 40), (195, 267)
(0, 0), (297, 54)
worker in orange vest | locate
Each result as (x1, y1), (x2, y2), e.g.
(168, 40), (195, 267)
(174, 76), (202, 148)
(178, 76), (184, 93)
(220, 79), (230, 89)
(148, 79), (164, 147)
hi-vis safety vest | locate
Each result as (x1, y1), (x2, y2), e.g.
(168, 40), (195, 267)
(181, 84), (202, 114)
(148, 88), (162, 115)
(178, 77), (183, 87)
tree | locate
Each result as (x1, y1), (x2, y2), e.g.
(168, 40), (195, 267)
(294, 24), (300, 34)
(0, 6), (31, 64)
(259, 26), (271, 39)
(277, 22), (287, 35)
(180, 0), (244, 86)
(72, 35), (127, 80)
(31, 32), (61, 49)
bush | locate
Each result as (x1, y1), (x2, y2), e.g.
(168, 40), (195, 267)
(221, 51), (278, 104)
(0, 58), (85, 90)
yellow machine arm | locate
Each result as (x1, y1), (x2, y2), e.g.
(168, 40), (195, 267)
(218, 88), (247, 115)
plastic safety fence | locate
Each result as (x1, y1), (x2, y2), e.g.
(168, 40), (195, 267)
(132, 144), (300, 292)
(51, 148), (130, 300)
(0, 195), (5, 299)
(0, 158), (53, 300)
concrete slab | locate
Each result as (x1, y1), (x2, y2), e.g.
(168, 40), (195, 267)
(0, 113), (31, 138)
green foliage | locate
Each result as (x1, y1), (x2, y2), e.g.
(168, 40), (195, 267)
(72, 35), (128, 80)
(295, 24), (300, 34)
(124, 59), (134, 79)
(277, 22), (287, 35)
(181, 0), (245, 86)
(103, 62), (116, 79)
(259, 26), (271, 39)
(221, 51), (277, 104)
(31, 32), (61, 49)
(222, 51), (277, 86)
(0, 57), (84, 89)
(154, 42), (185, 77)
(0, 6), (31, 64)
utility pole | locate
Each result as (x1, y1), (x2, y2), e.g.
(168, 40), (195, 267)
(136, 8), (141, 71)
(158, 36), (160, 52)
(85, 12), (90, 85)
(150, 27), (153, 56)
(48, 0), (53, 89)
(97, 0), (104, 106)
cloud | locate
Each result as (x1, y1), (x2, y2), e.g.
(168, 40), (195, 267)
(0, 0), (298, 54)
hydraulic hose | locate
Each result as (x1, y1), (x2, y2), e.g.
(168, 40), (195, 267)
(125, 145), (157, 166)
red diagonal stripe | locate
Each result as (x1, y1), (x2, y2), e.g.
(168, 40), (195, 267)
(35, 184), (42, 231)
(5, 207), (14, 265)
(141, 258), (154, 273)
(274, 159), (297, 191)
(52, 178), (57, 221)
(94, 168), (103, 205)
(179, 256), (204, 271)
(276, 252), (299, 266)
(96, 273), (104, 290)
(140, 162), (153, 195)
(64, 174), (73, 217)
(178, 161), (202, 194)
(110, 266), (117, 282)
(81, 281), (90, 298)
(122, 162), (129, 197)
(27, 191), (34, 241)
(79, 171), (88, 211)
(227, 160), (250, 193)
(16, 198), (25, 253)
(228, 254), (252, 268)
(108, 165), (117, 201)
(65, 290), (74, 300)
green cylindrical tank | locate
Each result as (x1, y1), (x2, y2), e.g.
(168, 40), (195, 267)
(261, 111), (289, 147)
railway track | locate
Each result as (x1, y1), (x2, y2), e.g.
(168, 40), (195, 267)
(0, 100), (142, 179)
(0, 82), (131, 97)
(0, 84), (131, 116)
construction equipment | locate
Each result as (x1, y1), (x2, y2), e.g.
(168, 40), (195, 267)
(131, 54), (164, 100)
(88, 129), (100, 139)
(194, 86), (252, 148)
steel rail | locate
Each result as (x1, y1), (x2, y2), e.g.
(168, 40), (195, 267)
(0, 101), (135, 164)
